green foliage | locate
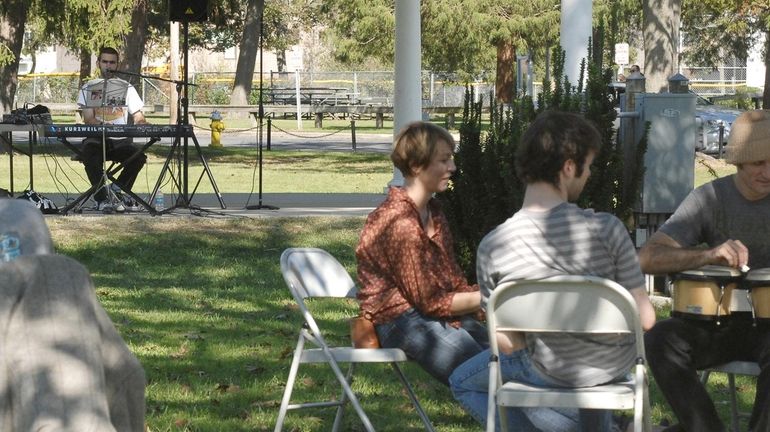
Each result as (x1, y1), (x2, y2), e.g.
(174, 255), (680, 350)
(0, 44), (13, 67)
(681, 0), (762, 69)
(439, 32), (649, 281)
(29, 0), (133, 59)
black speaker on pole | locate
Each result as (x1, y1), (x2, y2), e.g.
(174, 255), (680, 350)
(169, 0), (208, 22)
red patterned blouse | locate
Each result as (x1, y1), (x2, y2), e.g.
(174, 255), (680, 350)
(355, 187), (478, 326)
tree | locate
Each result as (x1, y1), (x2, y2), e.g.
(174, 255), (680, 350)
(123, 0), (151, 77)
(0, 0), (30, 114)
(321, 0), (562, 102)
(642, 0), (682, 92)
(680, 1), (770, 106)
(28, 0), (133, 84)
(230, 0), (262, 107)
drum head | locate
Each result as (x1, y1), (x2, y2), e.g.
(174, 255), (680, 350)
(672, 265), (742, 282)
(747, 268), (770, 283)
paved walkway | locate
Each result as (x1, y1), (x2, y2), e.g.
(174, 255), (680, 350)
(163, 192), (386, 218)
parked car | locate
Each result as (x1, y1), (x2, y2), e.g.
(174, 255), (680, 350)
(608, 82), (742, 155)
(693, 93), (743, 154)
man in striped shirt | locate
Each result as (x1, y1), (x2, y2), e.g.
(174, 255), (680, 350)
(449, 110), (655, 431)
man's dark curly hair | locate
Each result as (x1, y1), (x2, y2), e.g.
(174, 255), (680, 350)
(515, 110), (602, 186)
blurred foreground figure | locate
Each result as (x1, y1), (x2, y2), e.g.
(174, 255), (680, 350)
(0, 200), (145, 431)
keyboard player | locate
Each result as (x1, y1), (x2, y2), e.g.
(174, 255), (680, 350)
(77, 46), (148, 212)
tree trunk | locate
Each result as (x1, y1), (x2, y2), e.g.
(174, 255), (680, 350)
(78, 47), (91, 87)
(123, 0), (149, 93)
(495, 40), (516, 104)
(0, 0), (29, 114)
(230, 0), (262, 109)
(78, 48), (91, 87)
(642, 0), (682, 92)
(276, 50), (286, 73)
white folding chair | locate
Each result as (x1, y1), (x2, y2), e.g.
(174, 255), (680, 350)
(700, 360), (760, 432)
(274, 247), (435, 432)
(486, 276), (651, 432)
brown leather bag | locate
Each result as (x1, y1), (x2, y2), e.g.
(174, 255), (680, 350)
(350, 313), (380, 349)
(351, 289), (399, 349)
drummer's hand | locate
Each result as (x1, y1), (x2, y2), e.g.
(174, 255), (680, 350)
(708, 239), (749, 269)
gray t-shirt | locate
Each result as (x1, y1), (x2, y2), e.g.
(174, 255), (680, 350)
(477, 202), (645, 387)
(659, 175), (770, 268)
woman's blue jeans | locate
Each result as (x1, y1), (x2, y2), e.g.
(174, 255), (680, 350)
(375, 308), (488, 385)
(449, 348), (611, 432)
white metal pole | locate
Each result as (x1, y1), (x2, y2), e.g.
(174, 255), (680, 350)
(560, 0), (592, 87)
(294, 70), (302, 130)
(390, 0), (422, 188)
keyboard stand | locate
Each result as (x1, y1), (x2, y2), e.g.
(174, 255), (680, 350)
(58, 137), (160, 215)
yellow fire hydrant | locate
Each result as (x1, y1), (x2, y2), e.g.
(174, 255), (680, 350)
(210, 110), (225, 147)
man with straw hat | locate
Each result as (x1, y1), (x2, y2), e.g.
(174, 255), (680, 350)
(640, 109), (770, 431)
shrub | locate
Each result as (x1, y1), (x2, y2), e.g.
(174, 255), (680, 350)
(439, 36), (648, 282)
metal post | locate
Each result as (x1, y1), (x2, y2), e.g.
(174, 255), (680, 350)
(718, 124), (725, 159)
(351, 120), (357, 151)
(267, 117), (272, 151)
(294, 70), (302, 130)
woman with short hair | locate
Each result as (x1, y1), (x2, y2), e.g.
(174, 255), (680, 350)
(355, 121), (488, 385)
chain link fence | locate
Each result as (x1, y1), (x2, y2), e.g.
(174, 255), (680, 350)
(12, 67), (747, 109)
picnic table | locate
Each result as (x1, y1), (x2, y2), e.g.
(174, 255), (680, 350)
(265, 87), (358, 106)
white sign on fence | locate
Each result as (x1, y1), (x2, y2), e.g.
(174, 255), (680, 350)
(615, 43), (630, 66)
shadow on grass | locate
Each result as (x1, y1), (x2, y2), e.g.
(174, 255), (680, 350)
(49, 217), (476, 431)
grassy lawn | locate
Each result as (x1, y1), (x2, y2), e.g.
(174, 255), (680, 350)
(0, 145), (394, 198)
(49, 216), (477, 432)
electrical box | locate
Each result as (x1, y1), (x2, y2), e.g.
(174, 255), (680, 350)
(634, 93), (696, 213)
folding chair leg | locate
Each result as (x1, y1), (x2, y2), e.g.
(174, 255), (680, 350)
(390, 362), (436, 432)
(274, 332), (306, 432)
(639, 384), (652, 432)
(727, 373), (741, 432)
(487, 358), (500, 432)
(321, 345), (376, 432)
(332, 363), (356, 432)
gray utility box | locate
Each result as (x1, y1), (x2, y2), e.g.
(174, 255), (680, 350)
(632, 93), (696, 213)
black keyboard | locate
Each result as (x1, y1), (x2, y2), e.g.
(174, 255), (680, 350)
(44, 124), (192, 138)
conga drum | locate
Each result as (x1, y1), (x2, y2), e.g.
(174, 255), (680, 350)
(671, 265), (742, 323)
(747, 268), (770, 322)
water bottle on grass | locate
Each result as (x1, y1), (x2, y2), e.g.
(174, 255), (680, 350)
(154, 192), (165, 211)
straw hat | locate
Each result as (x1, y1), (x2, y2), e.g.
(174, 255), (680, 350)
(725, 110), (770, 165)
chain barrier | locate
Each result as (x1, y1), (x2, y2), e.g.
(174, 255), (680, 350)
(192, 124), (260, 133)
(268, 122), (349, 139)
(191, 121), (349, 138)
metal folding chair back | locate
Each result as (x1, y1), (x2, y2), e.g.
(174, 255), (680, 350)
(274, 247), (435, 432)
(486, 276), (651, 432)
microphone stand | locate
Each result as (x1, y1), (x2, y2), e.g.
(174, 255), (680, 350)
(246, 0), (278, 210)
(143, 20), (225, 213)
(97, 72), (124, 213)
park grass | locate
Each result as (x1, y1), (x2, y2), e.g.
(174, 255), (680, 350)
(1, 145), (734, 200)
(46, 216), (756, 431)
(0, 145), (394, 197)
(48, 216), (477, 432)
